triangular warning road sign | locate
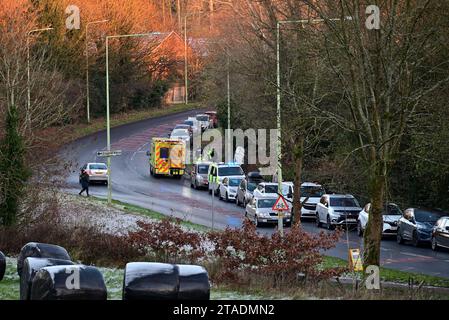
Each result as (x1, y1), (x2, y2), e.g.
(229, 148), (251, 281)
(272, 195), (290, 211)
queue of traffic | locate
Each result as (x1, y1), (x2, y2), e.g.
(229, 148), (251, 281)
(164, 112), (449, 252)
(81, 111), (449, 254)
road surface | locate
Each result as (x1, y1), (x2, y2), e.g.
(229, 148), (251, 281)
(61, 109), (449, 278)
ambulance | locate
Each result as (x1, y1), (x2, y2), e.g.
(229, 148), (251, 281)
(148, 138), (186, 178)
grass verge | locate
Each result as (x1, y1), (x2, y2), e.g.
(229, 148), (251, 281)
(87, 196), (211, 232)
(322, 255), (449, 288)
(61, 103), (202, 144)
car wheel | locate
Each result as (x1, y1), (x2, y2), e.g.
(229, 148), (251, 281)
(431, 237), (439, 251)
(316, 213), (322, 228)
(397, 230), (404, 244)
(327, 215), (335, 230)
(357, 221), (363, 237)
(225, 192), (229, 202)
(412, 231), (420, 247)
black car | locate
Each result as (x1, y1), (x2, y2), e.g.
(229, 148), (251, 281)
(397, 208), (447, 247)
(431, 216), (449, 251)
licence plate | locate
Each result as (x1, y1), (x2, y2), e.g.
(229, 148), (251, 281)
(346, 219), (357, 222)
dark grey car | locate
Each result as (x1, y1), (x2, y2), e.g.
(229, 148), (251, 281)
(397, 208), (446, 247)
(432, 216), (449, 251)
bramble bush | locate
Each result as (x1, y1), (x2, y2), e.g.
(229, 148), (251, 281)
(127, 218), (206, 264)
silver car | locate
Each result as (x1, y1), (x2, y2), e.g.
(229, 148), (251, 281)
(190, 162), (211, 189)
(236, 179), (258, 207)
(80, 163), (108, 184)
(245, 195), (292, 227)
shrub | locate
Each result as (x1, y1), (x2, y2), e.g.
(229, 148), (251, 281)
(128, 218), (206, 264)
(207, 220), (347, 286)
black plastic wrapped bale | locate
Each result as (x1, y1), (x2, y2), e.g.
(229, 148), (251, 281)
(177, 264), (210, 300)
(0, 251), (5, 282)
(20, 257), (74, 300)
(122, 262), (180, 300)
(17, 242), (71, 276)
(30, 265), (107, 300)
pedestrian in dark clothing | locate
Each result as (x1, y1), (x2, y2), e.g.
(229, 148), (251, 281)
(79, 170), (90, 197)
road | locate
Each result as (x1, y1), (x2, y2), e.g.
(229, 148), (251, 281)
(62, 109), (449, 279)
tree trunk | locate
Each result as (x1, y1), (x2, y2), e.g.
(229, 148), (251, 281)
(292, 136), (304, 225)
(363, 160), (385, 267)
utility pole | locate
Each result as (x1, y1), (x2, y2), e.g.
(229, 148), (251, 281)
(276, 16), (352, 235)
(227, 52), (231, 162)
(105, 32), (154, 205)
(86, 20), (109, 124)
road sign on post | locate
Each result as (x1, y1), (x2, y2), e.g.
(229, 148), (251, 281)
(272, 195), (289, 231)
(96, 149), (122, 205)
(97, 150), (122, 157)
(272, 194), (290, 212)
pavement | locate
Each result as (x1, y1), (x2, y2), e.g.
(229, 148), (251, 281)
(60, 108), (449, 279)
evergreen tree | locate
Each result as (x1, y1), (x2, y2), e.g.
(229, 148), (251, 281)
(0, 105), (31, 227)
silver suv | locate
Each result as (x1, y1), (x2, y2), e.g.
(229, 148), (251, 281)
(316, 194), (362, 230)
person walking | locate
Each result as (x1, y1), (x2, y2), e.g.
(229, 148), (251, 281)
(79, 169), (90, 197)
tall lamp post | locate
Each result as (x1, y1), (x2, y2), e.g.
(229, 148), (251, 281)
(85, 20), (109, 124)
(105, 32), (154, 205)
(275, 17), (352, 235)
(26, 27), (53, 131)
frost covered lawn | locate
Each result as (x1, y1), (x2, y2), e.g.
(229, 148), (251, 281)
(0, 258), (282, 300)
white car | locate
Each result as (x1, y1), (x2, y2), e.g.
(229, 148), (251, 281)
(170, 128), (191, 146)
(219, 177), (243, 202)
(316, 194), (362, 230)
(208, 162), (245, 195)
(195, 114), (210, 131)
(299, 182), (326, 219)
(184, 119), (200, 134)
(357, 203), (402, 237)
(245, 195), (291, 227)
(80, 163), (108, 184)
(253, 182), (293, 200)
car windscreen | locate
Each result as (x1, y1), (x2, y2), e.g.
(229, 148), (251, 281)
(218, 166), (243, 176)
(197, 165), (209, 174)
(229, 178), (242, 186)
(184, 121), (194, 126)
(258, 198), (277, 208)
(384, 204), (402, 215)
(301, 186), (325, 198)
(264, 185), (289, 195)
(415, 210), (445, 223)
(330, 197), (359, 207)
(89, 164), (107, 170)
(264, 185), (278, 194)
(172, 130), (189, 137)
(175, 125), (189, 130)
(196, 116), (209, 121)
(247, 182), (257, 192)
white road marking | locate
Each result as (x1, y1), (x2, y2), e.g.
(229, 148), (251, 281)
(400, 252), (432, 259)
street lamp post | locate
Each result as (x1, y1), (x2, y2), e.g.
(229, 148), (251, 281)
(275, 17), (352, 235)
(85, 20), (109, 124)
(26, 27), (53, 132)
(105, 32), (154, 205)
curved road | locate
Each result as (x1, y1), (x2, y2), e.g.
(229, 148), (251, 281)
(62, 109), (449, 278)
